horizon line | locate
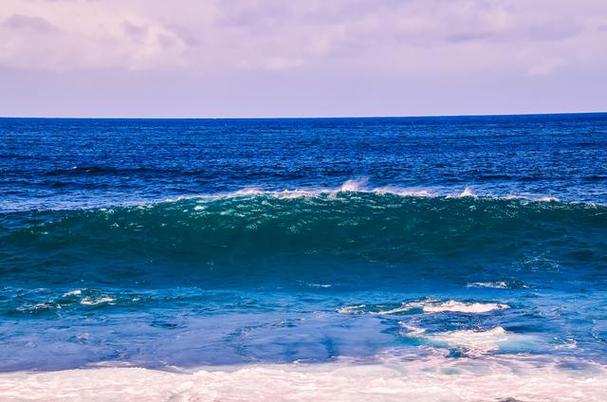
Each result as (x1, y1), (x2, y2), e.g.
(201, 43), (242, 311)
(0, 111), (606, 120)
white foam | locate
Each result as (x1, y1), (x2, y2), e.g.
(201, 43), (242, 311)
(205, 181), (569, 207)
(16, 302), (53, 312)
(62, 289), (83, 297)
(80, 296), (114, 306)
(457, 187), (477, 198)
(0, 179), (589, 213)
(307, 283), (332, 289)
(274, 189), (319, 199)
(165, 179), (442, 204)
(424, 326), (512, 355)
(444, 186), (478, 198)
(402, 326), (540, 359)
(339, 178), (369, 192)
(1, 354), (605, 401)
(466, 281), (509, 289)
(538, 196), (560, 202)
(374, 187), (434, 197)
(399, 323), (426, 336)
(419, 300), (509, 313)
(555, 337), (578, 350)
(231, 187), (264, 196)
(339, 299), (509, 315)
(337, 304), (367, 314)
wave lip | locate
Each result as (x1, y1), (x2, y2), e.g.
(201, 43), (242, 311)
(195, 180), (569, 204)
(1, 177), (602, 213)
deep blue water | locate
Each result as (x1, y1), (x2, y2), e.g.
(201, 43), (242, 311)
(0, 114), (606, 371)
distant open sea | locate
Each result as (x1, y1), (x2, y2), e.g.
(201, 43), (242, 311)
(1, 114), (607, 400)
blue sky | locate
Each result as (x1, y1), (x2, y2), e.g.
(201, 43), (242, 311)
(1, 0), (606, 117)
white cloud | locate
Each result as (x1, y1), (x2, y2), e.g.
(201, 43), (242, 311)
(528, 58), (564, 76)
(0, 0), (606, 117)
(1, 0), (605, 74)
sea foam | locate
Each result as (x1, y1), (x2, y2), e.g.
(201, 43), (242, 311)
(1, 355), (604, 402)
(80, 296), (115, 306)
(338, 299), (510, 315)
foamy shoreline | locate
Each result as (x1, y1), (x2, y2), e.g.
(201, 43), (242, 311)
(1, 355), (605, 402)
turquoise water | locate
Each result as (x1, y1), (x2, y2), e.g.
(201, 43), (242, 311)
(0, 114), (606, 371)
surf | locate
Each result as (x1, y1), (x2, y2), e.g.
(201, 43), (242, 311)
(1, 191), (605, 287)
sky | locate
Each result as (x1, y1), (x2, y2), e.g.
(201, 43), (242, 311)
(1, 0), (606, 118)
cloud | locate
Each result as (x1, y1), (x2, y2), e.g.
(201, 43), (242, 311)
(3, 14), (58, 33)
(528, 58), (565, 76)
(122, 21), (148, 42)
(1, 0), (603, 74)
(0, 0), (606, 118)
(0, 2), (192, 71)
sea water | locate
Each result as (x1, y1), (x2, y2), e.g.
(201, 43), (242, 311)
(1, 114), (606, 400)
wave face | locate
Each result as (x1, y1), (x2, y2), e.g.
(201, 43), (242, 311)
(2, 193), (606, 287)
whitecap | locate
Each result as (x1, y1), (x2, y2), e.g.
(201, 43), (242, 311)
(80, 296), (115, 306)
(373, 186), (434, 197)
(3, 180), (583, 213)
(339, 178), (369, 192)
(418, 300), (509, 313)
(467, 281), (530, 290)
(307, 283), (332, 289)
(458, 187), (476, 198)
(336, 304), (366, 315)
(338, 299), (510, 316)
(16, 302), (53, 312)
(466, 281), (509, 289)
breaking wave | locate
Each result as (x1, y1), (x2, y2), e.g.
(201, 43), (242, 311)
(1, 189), (605, 286)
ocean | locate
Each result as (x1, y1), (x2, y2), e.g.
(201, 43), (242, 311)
(1, 114), (607, 400)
